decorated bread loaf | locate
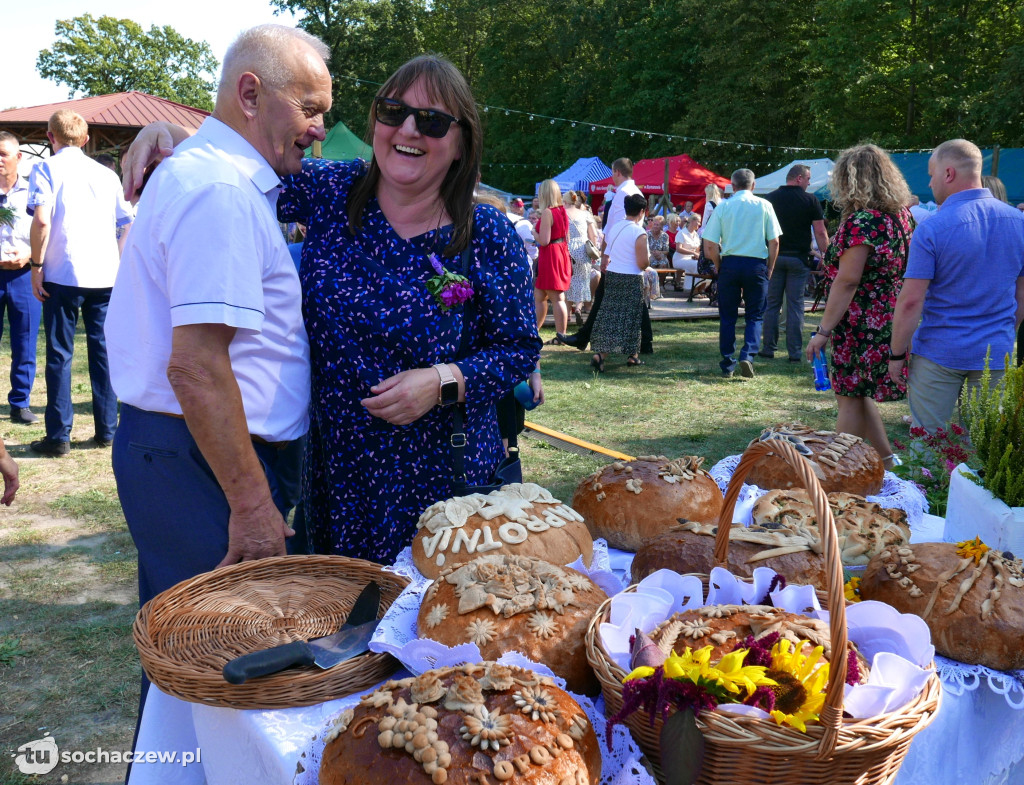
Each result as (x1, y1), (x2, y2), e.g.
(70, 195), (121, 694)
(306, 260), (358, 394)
(745, 424), (885, 497)
(649, 605), (869, 681)
(630, 521), (828, 586)
(413, 484), (592, 580)
(752, 489), (910, 566)
(318, 662), (601, 785)
(571, 456), (723, 552)
(859, 540), (1024, 670)
(416, 555), (607, 694)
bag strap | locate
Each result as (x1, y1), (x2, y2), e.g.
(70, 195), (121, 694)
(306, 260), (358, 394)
(448, 237), (518, 492)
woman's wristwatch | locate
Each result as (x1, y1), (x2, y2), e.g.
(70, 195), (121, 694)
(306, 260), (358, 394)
(434, 364), (459, 406)
(888, 348), (907, 361)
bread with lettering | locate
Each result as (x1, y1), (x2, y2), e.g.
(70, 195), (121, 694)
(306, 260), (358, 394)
(318, 662), (601, 785)
(630, 520), (828, 587)
(571, 456), (724, 552)
(413, 484), (592, 580)
(752, 489), (910, 566)
(746, 424), (885, 497)
(859, 540), (1024, 670)
(417, 555), (608, 694)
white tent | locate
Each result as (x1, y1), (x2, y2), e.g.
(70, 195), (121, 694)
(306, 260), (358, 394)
(725, 158), (835, 198)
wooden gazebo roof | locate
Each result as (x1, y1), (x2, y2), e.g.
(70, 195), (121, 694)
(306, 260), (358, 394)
(0, 91), (209, 157)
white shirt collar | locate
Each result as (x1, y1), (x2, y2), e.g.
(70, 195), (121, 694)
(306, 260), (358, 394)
(194, 117), (282, 197)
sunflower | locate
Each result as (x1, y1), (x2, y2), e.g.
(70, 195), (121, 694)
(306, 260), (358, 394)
(765, 639), (829, 732)
(844, 576), (862, 603)
(956, 536), (989, 564)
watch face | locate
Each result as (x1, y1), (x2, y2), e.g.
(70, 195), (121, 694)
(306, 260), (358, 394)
(440, 379), (459, 406)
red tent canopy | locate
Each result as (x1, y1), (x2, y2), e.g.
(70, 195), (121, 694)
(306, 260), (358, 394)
(589, 154), (730, 215)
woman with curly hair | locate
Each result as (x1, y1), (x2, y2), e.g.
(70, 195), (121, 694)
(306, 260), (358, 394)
(805, 144), (913, 469)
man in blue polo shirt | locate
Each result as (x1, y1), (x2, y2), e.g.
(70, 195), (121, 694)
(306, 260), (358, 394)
(889, 138), (1024, 433)
(703, 168), (781, 378)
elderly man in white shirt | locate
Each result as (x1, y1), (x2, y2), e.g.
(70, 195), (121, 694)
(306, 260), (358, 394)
(107, 25), (331, 612)
(27, 111), (135, 455)
(0, 132), (41, 424)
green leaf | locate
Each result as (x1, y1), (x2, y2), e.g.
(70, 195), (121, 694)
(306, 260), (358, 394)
(659, 708), (705, 785)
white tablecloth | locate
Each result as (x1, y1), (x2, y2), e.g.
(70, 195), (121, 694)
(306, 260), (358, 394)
(129, 514), (1024, 785)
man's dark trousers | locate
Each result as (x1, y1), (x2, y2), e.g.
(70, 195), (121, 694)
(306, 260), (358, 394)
(42, 282), (118, 442)
(761, 254), (810, 360)
(717, 256), (769, 374)
(0, 268), (41, 409)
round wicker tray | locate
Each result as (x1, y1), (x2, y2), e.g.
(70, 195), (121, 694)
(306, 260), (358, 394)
(133, 555), (409, 709)
(584, 439), (943, 784)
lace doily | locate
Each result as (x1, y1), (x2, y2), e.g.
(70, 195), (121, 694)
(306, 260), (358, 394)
(935, 655), (1024, 709)
(371, 539), (620, 674)
(709, 454), (928, 533)
(293, 657), (655, 785)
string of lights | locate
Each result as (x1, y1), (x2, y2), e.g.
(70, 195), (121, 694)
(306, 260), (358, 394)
(337, 73), (938, 156)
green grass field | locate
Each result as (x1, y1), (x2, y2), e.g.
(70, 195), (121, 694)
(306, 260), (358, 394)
(0, 314), (914, 784)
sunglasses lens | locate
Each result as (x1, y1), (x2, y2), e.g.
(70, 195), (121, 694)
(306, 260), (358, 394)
(376, 99), (407, 126)
(417, 111), (451, 138)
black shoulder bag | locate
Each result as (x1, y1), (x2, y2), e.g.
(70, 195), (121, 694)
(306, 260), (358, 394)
(449, 242), (524, 495)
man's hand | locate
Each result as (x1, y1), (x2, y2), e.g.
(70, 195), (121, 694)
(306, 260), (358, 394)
(363, 367), (446, 425)
(217, 492), (293, 568)
(0, 449), (19, 506)
(30, 268), (48, 302)
(888, 358), (907, 386)
(0, 251), (29, 271)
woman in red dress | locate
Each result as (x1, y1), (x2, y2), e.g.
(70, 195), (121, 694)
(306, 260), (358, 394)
(533, 179), (572, 334)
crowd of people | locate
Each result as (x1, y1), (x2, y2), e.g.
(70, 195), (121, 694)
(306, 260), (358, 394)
(2, 22), (1024, 774)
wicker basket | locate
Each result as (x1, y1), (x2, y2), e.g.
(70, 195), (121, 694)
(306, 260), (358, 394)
(585, 439), (942, 784)
(134, 554), (409, 709)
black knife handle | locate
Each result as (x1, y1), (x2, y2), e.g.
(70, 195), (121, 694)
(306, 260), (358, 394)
(222, 641), (315, 684)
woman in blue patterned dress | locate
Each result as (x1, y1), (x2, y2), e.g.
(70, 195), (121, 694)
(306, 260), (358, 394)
(277, 56), (541, 561)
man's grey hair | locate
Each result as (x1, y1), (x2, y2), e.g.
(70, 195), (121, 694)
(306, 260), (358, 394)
(787, 164), (810, 181)
(0, 130), (19, 148)
(218, 25), (330, 95)
(731, 168), (755, 191)
(931, 139), (982, 176)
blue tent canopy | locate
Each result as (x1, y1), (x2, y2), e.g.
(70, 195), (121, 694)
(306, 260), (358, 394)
(891, 149), (1024, 204)
(538, 157), (612, 195)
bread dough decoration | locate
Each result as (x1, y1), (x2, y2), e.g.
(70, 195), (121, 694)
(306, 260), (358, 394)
(413, 483), (592, 579)
(318, 663), (600, 785)
(417, 555), (608, 694)
(572, 456), (724, 552)
(650, 605), (870, 680)
(752, 489), (910, 565)
(860, 540), (1024, 669)
(629, 519), (830, 588)
(746, 423), (885, 497)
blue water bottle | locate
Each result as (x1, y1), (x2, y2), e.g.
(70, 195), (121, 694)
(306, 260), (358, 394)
(812, 350), (831, 392)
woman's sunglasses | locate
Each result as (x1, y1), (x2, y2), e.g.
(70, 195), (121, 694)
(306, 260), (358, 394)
(374, 97), (460, 139)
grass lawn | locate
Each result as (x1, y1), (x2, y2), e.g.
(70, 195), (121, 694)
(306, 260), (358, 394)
(0, 314), (915, 784)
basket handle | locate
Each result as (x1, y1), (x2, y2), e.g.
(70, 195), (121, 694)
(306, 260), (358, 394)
(714, 439), (847, 760)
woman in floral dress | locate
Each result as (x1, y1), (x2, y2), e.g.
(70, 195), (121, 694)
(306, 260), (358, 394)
(805, 144), (913, 470)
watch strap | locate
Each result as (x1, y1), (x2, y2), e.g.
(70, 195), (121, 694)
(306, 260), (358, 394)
(434, 363), (458, 405)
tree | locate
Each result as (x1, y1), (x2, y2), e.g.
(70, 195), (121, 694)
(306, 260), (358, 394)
(37, 14), (218, 111)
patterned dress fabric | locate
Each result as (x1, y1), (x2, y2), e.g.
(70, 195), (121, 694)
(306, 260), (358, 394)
(823, 207), (912, 401)
(279, 159), (541, 562)
(566, 214), (593, 303)
(534, 205), (572, 290)
(590, 272), (644, 356)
